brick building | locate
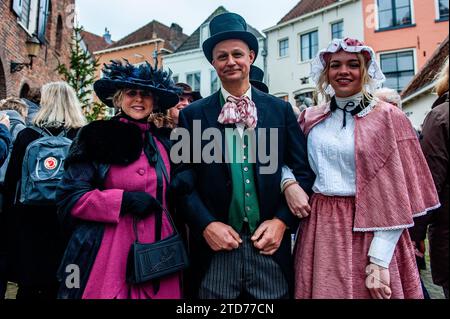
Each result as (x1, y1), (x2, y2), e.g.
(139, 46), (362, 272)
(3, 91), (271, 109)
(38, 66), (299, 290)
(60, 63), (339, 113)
(93, 21), (188, 79)
(0, 0), (74, 100)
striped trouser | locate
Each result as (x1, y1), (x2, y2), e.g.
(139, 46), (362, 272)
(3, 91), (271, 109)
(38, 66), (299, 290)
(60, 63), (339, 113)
(198, 226), (289, 299)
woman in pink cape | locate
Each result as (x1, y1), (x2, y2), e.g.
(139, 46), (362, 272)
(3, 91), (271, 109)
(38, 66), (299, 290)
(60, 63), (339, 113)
(282, 38), (440, 299)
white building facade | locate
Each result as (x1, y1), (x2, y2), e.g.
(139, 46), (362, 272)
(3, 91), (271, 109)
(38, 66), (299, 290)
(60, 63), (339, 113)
(402, 89), (438, 129)
(264, 0), (364, 107)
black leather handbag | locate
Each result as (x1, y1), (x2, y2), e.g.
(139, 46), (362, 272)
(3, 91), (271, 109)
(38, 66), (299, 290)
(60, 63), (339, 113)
(126, 207), (189, 285)
(126, 132), (188, 286)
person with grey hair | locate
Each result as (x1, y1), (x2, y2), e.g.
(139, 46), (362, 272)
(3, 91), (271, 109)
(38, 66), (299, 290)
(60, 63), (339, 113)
(374, 87), (402, 109)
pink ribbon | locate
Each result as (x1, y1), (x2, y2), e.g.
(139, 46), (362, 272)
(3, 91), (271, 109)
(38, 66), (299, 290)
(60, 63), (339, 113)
(218, 95), (258, 129)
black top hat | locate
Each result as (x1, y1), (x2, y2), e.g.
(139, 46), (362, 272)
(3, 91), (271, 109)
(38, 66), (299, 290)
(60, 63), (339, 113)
(249, 65), (269, 93)
(202, 12), (259, 64)
(94, 60), (181, 111)
(175, 83), (203, 101)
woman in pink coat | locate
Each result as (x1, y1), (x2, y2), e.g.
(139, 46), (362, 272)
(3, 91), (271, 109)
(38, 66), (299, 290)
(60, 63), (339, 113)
(56, 60), (184, 299)
(282, 38), (440, 299)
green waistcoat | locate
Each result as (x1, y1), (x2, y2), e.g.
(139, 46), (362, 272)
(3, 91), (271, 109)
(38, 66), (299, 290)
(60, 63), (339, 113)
(221, 94), (260, 233)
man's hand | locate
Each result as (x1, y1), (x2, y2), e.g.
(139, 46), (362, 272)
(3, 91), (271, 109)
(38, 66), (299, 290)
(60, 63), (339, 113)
(284, 183), (311, 218)
(365, 263), (392, 299)
(203, 222), (242, 251)
(251, 218), (287, 255)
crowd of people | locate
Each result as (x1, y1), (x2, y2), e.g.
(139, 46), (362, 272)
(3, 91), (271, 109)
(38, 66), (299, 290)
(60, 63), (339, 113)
(0, 12), (447, 300)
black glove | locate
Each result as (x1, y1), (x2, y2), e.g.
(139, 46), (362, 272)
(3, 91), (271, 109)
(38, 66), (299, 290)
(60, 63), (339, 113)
(120, 192), (162, 219)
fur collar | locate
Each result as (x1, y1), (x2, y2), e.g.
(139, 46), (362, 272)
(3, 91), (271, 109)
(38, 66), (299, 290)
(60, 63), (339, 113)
(66, 120), (143, 166)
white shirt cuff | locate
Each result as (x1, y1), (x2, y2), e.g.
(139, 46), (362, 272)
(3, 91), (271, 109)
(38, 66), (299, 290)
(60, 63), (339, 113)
(368, 229), (403, 268)
(281, 165), (296, 190)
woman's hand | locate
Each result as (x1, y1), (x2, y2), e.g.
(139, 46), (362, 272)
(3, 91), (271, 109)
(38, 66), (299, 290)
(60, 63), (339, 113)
(284, 183), (311, 218)
(365, 263), (392, 299)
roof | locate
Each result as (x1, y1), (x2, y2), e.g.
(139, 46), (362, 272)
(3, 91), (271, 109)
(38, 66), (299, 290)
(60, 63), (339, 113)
(175, 6), (264, 54)
(401, 36), (449, 99)
(278, 0), (337, 24)
(80, 30), (111, 54)
(106, 20), (188, 52)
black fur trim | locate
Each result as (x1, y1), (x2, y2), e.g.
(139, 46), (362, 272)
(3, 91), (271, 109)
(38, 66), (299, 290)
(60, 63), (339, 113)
(66, 120), (143, 166)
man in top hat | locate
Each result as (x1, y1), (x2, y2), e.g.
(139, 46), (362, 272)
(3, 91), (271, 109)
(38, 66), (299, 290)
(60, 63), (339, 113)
(168, 83), (202, 126)
(249, 65), (269, 94)
(173, 12), (314, 299)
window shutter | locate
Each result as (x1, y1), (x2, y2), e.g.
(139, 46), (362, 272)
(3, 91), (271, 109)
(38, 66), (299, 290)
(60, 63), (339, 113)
(37, 0), (49, 43)
(12, 0), (22, 17)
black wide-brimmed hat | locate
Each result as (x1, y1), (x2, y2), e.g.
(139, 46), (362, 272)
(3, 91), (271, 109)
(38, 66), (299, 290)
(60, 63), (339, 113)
(249, 65), (268, 93)
(202, 12), (259, 64)
(175, 83), (203, 101)
(94, 60), (181, 111)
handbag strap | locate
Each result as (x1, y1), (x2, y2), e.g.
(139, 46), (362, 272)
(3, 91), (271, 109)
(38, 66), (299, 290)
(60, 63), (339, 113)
(132, 132), (173, 240)
(137, 131), (173, 294)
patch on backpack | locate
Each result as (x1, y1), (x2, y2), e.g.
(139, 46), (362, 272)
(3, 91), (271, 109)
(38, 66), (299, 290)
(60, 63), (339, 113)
(44, 157), (58, 170)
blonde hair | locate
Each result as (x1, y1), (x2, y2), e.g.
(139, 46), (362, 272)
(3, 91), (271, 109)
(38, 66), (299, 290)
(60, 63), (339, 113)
(316, 52), (373, 103)
(374, 87), (402, 109)
(0, 98), (28, 118)
(33, 81), (87, 129)
(112, 90), (125, 110)
(434, 57), (449, 97)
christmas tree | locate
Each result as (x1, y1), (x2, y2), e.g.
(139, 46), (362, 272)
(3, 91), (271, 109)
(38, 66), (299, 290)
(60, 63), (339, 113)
(56, 25), (108, 121)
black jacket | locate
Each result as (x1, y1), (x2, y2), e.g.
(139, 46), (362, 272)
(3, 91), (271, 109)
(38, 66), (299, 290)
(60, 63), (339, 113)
(0, 124), (11, 165)
(174, 88), (315, 297)
(0, 126), (78, 287)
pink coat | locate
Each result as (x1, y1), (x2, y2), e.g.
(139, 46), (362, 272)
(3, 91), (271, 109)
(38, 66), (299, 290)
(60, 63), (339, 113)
(70, 121), (181, 299)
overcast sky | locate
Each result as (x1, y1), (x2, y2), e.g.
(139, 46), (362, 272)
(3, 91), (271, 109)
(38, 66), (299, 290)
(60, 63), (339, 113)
(76, 0), (300, 40)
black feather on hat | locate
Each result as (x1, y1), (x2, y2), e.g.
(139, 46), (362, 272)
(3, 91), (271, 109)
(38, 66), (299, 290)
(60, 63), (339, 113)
(94, 59), (182, 111)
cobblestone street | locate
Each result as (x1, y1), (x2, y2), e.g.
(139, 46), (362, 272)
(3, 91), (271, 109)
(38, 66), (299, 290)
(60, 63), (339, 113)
(5, 247), (445, 299)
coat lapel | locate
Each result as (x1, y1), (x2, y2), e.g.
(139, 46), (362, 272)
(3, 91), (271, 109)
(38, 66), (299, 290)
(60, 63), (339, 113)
(252, 88), (266, 178)
(202, 91), (230, 175)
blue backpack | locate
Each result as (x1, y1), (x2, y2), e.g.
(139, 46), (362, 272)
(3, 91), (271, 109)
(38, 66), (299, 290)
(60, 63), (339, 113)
(0, 120), (26, 185)
(18, 127), (72, 205)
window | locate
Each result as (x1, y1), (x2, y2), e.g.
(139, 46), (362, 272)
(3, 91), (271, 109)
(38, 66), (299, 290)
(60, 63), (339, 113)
(300, 31), (318, 61)
(377, 0), (412, 29)
(172, 75), (179, 84)
(210, 70), (220, 94)
(278, 38), (289, 57)
(186, 72), (201, 92)
(20, 83), (30, 99)
(438, 0), (449, 19)
(55, 15), (63, 53)
(200, 24), (210, 44)
(380, 50), (415, 92)
(18, 0), (39, 34)
(45, 0), (52, 41)
(331, 21), (344, 39)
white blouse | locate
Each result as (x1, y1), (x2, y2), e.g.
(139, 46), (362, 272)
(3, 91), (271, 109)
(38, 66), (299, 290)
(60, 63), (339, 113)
(307, 99), (357, 196)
